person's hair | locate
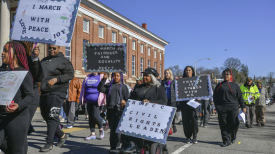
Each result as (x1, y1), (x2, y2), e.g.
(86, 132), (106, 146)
(148, 74), (161, 87)
(244, 77), (253, 86)
(183, 66), (195, 77)
(222, 68), (234, 82)
(164, 69), (174, 80)
(5, 41), (29, 70)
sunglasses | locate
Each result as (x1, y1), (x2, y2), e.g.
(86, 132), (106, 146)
(48, 47), (57, 50)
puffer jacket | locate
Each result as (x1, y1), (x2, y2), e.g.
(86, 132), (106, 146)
(68, 77), (82, 103)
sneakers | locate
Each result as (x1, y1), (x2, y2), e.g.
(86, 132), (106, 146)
(192, 139), (198, 144)
(57, 134), (68, 147)
(99, 130), (104, 139)
(66, 125), (73, 129)
(220, 142), (231, 147)
(40, 143), (53, 152)
(85, 134), (96, 140)
(186, 138), (191, 144)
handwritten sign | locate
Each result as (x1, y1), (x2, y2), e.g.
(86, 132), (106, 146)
(175, 75), (213, 101)
(11, 0), (81, 47)
(116, 99), (176, 144)
(0, 71), (28, 105)
(83, 43), (126, 72)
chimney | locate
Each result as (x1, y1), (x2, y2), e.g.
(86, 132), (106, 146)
(142, 23), (147, 30)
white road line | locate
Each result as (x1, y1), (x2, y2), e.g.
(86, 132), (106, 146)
(171, 143), (193, 154)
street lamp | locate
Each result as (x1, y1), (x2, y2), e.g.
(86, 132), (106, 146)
(194, 58), (211, 76)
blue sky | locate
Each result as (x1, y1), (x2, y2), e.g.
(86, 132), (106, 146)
(99, 0), (275, 77)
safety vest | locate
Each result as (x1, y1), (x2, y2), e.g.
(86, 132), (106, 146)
(240, 84), (260, 105)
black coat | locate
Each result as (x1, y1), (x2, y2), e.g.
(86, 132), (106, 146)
(40, 52), (74, 98)
(213, 81), (244, 111)
(98, 78), (129, 109)
(130, 84), (167, 105)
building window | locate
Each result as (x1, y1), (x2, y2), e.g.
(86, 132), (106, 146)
(132, 55), (136, 76)
(98, 25), (104, 39)
(154, 50), (157, 58)
(112, 32), (117, 43)
(83, 39), (89, 68)
(140, 58), (144, 72)
(132, 40), (136, 50)
(83, 19), (89, 33)
(148, 47), (151, 56)
(154, 62), (157, 70)
(147, 60), (151, 67)
(123, 36), (127, 44)
(140, 44), (144, 54)
(65, 46), (71, 61)
(160, 53), (162, 60)
(160, 64), (162, 77)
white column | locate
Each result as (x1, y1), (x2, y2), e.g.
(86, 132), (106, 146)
(0, 0), (10, 65)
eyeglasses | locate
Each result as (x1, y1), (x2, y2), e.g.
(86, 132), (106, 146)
(48, 47), (57, 50)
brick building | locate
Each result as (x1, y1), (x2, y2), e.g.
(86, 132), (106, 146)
(0, 0), (168, 84)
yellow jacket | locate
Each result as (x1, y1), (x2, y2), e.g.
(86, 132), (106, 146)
(240, 84), (260, 105)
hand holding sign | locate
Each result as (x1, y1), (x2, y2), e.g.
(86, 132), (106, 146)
(6, 101), (19, 113)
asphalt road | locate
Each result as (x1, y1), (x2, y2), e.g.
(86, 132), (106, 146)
(3, 104), (275, 154)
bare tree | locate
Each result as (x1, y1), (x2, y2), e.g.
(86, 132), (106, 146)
(167, 65), (183, 77)
(223, 57), (242, 71)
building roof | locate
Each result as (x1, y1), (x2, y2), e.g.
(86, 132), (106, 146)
(82, 0), (169, 47)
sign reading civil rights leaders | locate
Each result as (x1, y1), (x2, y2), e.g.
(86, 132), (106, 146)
(0, 71), (28, 106)
(84, 43), (126, 72)
(175, 75), (213, 101)
(11, 0), (81, 47)
(116, 99), (176, 144)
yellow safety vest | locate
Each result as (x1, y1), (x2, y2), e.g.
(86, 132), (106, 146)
(240, 84), (260, 105)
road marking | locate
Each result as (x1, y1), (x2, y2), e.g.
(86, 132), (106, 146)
(63, 127), (87, 133)
(171, 143), (192, 154)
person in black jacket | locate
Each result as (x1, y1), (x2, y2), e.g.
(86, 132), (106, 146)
(213, 68), (246, 147)
(122, 67), (167, 153)
(39, 44), (74, 152)
(0, 41), (34, 154)
(162, 69), (177, 133)
(26, 43), (42, 134)
(98, 72), (129, 153)
(178, 66), (199, 144)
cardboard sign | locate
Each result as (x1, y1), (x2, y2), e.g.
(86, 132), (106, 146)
(0, 71), (28, 105)
(175, 75), (213, 101)
(11, 0), (81, 47)
(116, 99), (176, 144)
(84, 43), (126, 72)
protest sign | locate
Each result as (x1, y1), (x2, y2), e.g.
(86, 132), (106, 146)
(175, 75), (213, 101)
(11, 0), (81, 47)
(83, 43), (127, 72)
(0, 71), (28, 105)
(116, 99), (176, 144)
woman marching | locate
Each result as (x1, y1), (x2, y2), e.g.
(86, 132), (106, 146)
(0, 41), (34, 154)
(161, 69), (177, 133)
(178, 66), (199, 144)
(79, 72), (105, 140)
(122, 67), (168, 153)
(97, 72), (129, 153)
(213, 68), (246, 147)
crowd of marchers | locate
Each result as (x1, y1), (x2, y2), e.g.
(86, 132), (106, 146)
(0, 40), (272, 154)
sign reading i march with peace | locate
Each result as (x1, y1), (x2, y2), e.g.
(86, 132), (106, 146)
(175, 75), (213, 101)
(116, 99), (176, 144)
(83, 43), (127, 73)
(11, 0), (81, 47)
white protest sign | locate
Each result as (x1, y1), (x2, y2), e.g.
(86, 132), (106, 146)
(116, 99), (176, 144)
(187, 99), (201, 109)
(0, 71), (28, 105)
(11, 0), (81, 47)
